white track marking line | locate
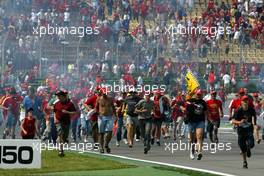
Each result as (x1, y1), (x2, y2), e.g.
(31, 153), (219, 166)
(76, 149), (237, 176)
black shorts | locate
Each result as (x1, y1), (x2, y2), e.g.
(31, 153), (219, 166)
(22, 135), (35, 139)
(237, 127), (255, 153)
(55, 122), (70, 143)
(152, 118), (163, 126)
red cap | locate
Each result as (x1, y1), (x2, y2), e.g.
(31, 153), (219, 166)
(99, 87), (107, 95)
(241, 95), (249, 101)
(253, 93), (258, 97)
(195, 89), (203, 95)
(154, 90), (164, 95)
(239, 88), (245, 94)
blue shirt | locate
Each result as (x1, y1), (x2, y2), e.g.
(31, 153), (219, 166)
(23, 95), (42, 116)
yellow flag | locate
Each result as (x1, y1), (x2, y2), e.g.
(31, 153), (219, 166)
(185, 70), (200, 95)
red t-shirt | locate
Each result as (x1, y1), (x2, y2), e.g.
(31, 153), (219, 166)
(85, 95), (98, 121)
(206, 99), (222, 120)
(2, 95), (21, 117)
(153, 96), (161, 119)
(54, 100), (76, 125)
(171, 97), (185, 120)
(230, 97), (254, 111)
(21, 117), (36, 137)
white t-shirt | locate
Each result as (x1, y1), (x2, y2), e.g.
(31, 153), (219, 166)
(137, 76), (143, 86)
(31, 12), (38, 23)
(64, 12), (70, 22)
(113, 65), (118, 75)
(222, 74), (231, 84)
(129, 64), (135, 74)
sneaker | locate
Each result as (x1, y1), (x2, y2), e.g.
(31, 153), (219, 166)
(105, 146), (111, 153)
(151, 138), (154, 145)
(190, 149), (195, 160)
(246, 148), (251, 158)
(128, 144), (133, 148)
(99, 149), (104, 154)
(58, 151), (65, 157)
(257, 139), (261, 144)
(156, 141), (161, 146)
(135, 138), (140, 142)
(123, 139), (128, 145)
(84, 138), (88, 143)
(197, 153), (203, 160)
(3, 132), (6, 139)
(144, 147), (148, 154)
(116, 141), (120, 147)
(211, 143), (215, 149)
(243, 161), (248, 169)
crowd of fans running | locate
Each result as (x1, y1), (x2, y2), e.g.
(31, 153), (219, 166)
(0, 1), (264, 169)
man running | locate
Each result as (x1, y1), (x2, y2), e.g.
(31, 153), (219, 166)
(95, 88), (116, 153)
(125, 91), (141, 148)
(206, 90), (223, 144)
(171, 92), (186, 141)
(135, 93), (154, 154)
(151, 90), (164, 146)
(252, 93), (262, 144)
(186, 89), (208, 160)
(84, 87), (101, 145)
(53, 90), (77, 157)
(232, 96), (256, 169)
(1, 87), (22, 139)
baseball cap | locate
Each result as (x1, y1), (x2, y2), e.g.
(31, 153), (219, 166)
(253, 93), (258, 97)
(26, 107), (34, 114)
(55, 89), (68, 96)
(195, 89), (203, 95)
(241, 95), (249, 102)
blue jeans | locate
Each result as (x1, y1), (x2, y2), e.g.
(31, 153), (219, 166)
(98, 116), (114, 133)
(81, 118), (91, 135)
(116, 117), (123, 142)
(139, 118), (152, 147)
(71, 118), (80, 140)
(188, 121), (205, 133)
